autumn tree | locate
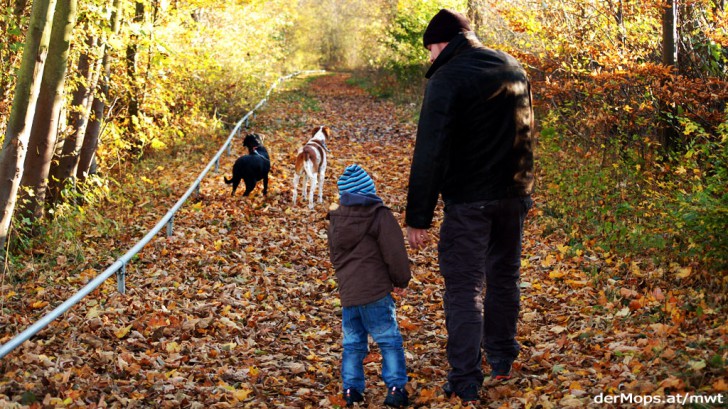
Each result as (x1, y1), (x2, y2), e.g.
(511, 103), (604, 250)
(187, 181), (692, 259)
(0, 0), (56, 251)
(660, 0), (679, 152)
(76, 0), (121, 181)
(293, 0), (387, 70)
(0, 1), (31, 127)
(125, 1), (145, 155)
(47, 33), (99, 203)
(18, 0), (78, 226)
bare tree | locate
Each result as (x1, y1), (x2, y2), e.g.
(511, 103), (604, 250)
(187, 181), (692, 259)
(0, 0), (56, 251)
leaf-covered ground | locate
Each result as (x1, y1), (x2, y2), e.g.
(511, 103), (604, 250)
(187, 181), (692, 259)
(1, 74), (725, 408)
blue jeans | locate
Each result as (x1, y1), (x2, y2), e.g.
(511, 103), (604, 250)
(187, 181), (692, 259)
(341, 294), (407, 392)
(438, 197), (532, 391)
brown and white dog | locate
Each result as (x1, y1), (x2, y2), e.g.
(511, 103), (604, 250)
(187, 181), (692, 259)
(293, 126), (330, 209)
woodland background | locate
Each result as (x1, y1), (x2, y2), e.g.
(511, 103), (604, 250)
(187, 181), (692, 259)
(0, 0), (726, 407)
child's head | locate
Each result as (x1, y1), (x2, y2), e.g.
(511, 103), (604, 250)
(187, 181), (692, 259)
(337, 164), (376, 198)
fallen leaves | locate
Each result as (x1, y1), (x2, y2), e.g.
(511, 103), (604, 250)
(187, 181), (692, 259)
(0, 73), (724, 408)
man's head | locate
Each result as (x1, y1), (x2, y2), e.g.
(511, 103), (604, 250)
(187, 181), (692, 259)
(422, 9), (472, 61)
(337, 164), (376, 197)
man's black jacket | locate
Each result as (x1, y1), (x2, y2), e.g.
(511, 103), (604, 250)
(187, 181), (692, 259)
(405, 32), (535, 229)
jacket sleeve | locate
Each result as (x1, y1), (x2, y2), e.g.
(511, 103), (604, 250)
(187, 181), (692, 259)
(375, 208), (411, 288)
(405, 74), (456, 229)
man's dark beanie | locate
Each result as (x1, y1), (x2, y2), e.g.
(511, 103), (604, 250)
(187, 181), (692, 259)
(422, 9), (472, 47)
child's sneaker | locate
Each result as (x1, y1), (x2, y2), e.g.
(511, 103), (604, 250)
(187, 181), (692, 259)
(343, 388), (363, 406)
(383, 386), (409, 407)
(490, 359), (513, 381)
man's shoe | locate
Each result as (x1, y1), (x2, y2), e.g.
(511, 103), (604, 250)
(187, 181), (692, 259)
(442, 382), (454, 398)
(443, 383), (479, 404)
(490, 360), (513, 381)
(383, 386), (409, 407)
(343, 388), (363, 407)
(457, 383), (480, 404)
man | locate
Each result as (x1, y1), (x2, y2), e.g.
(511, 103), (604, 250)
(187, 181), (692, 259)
(405, 8), (535, 404)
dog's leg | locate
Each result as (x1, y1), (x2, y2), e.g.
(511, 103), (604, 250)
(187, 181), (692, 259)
(302, 175), (309, 203)
(232, 180), (240, 196)
(263, 175), (269, 196)
(292, 173), (300, 203)
(242, 182), (254, 196)
(308, 173), (317, 209)
(317, 161), (326, 204)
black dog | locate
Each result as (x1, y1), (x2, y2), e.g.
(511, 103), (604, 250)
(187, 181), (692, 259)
(224, 133), (270, 196)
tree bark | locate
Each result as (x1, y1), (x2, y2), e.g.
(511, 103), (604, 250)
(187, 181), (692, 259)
(0, 0), (56, 251)
(47, 33), (96, 202)
(662, 0), (678, 67)
(78, 0), (121, 180)
(75, 0), (121, 180)
(126, 2), (144, 140)
(19, 0), (77, 225)
(660, 0), (679, 152)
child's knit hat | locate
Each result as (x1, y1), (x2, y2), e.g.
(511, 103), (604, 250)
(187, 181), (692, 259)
(337, 164), (376, 196)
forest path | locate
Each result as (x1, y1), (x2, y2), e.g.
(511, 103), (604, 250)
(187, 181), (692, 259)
(1, 73), (720, 408)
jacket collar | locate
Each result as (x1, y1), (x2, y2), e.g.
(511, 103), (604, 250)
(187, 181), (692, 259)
(425, 32), (482, 79)
(339, 191), (383, 206)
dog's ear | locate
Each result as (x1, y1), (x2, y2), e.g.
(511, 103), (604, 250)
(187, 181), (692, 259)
(311, 127), (320, 137)
(321, 126), (331, 138)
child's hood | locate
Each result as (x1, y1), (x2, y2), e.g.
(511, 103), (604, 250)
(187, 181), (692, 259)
(328, 203), (386, 251)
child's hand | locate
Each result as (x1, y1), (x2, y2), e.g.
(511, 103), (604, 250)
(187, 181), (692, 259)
(393, 287), (407, 296)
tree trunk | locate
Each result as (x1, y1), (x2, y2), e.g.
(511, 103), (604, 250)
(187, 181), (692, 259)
(660, 0), (679, 153)
(77, 77), (104, 180)
(47, 33), (96, 202)
(614, 0), (626, 51)
(126, 2), (144, 142)
(0, 0), (56, 251)
(78, 0), (122, 180)
(467, 0), (483, 32)
(19, 0), (77, 226)
(662, 0), (678, 67)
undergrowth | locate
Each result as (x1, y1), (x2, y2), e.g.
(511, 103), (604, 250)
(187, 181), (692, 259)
(4, 117), (227, 284)
(538, 109), (727, 285)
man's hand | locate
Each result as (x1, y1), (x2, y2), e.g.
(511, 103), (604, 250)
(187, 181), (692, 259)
(407, 227), (430, 250)
(392, 287), (407, 297)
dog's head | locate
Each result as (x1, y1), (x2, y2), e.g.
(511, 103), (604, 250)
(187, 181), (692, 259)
(310, 126), (330, 151)
(243, 133), (264, 151)
(311, 126), (331, 140)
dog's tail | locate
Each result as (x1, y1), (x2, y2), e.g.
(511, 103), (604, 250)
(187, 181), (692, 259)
(302, 149), (317, 180)
(223, 176), (233, 185)
(295, 148), (317, 176)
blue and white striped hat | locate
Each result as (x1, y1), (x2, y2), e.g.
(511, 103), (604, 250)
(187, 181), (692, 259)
(337, 164), (376, 196)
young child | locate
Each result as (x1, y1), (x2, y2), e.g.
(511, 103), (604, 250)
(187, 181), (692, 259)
(327, 164), (411, 408)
